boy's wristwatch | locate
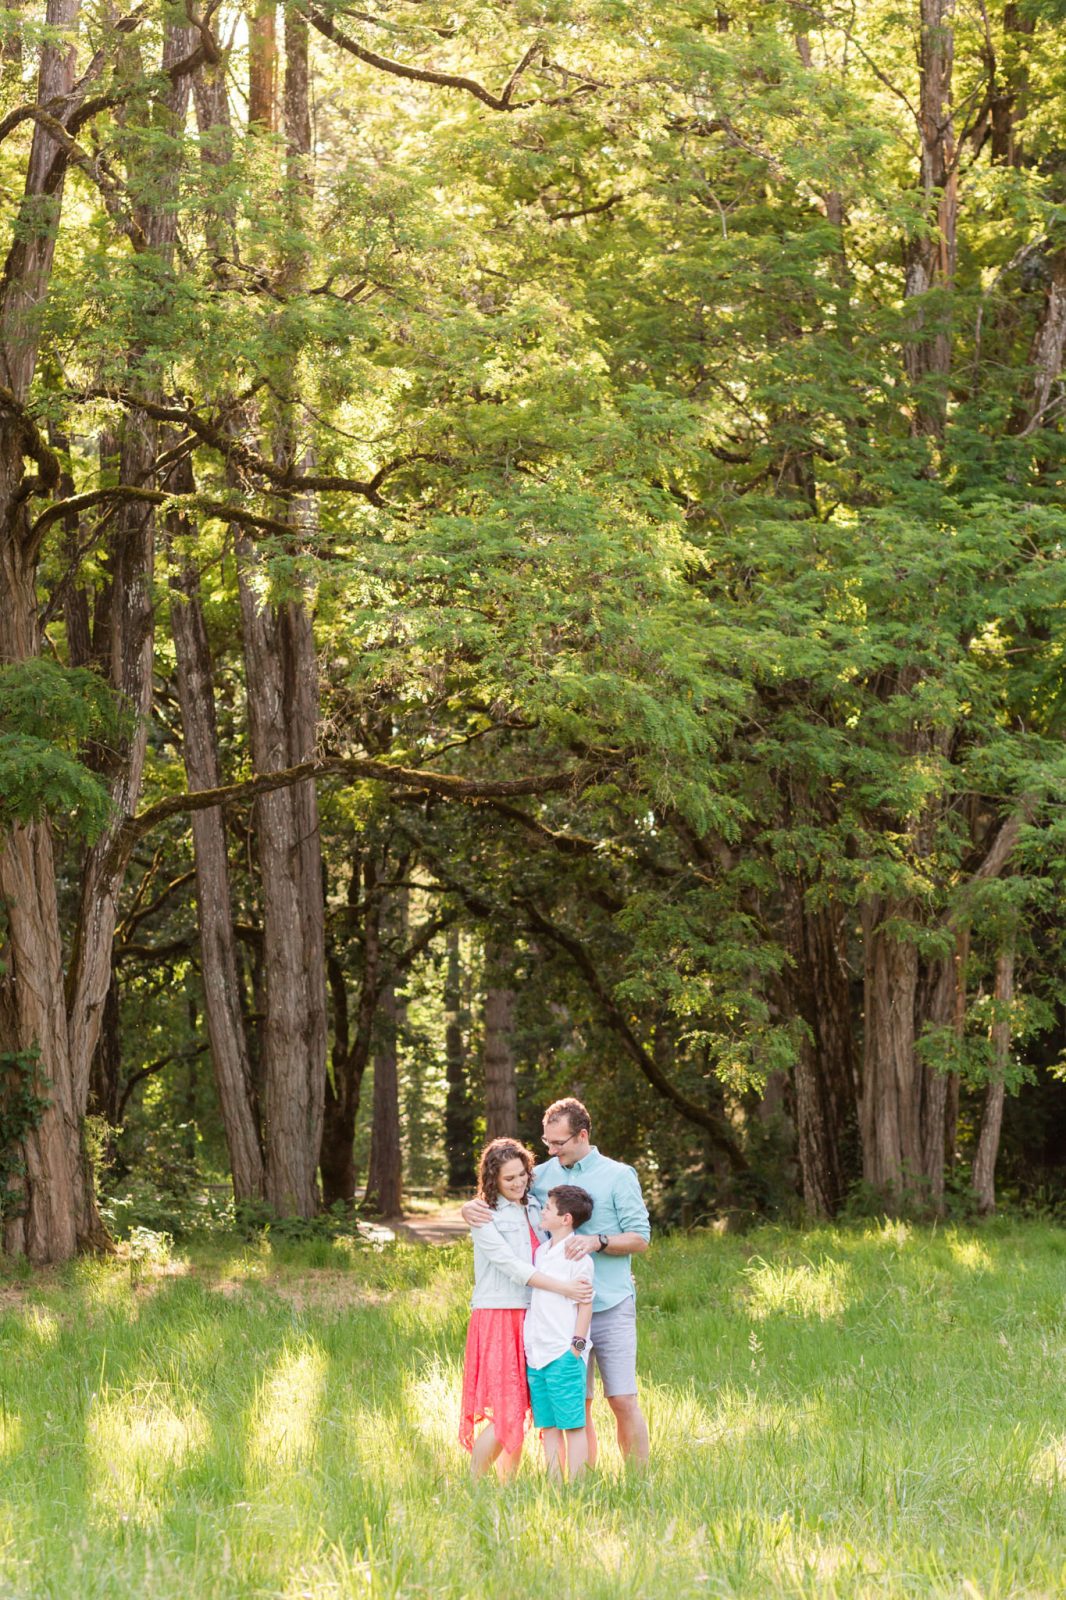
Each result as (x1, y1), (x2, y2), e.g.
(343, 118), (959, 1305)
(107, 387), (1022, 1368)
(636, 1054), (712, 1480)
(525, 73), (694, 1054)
(571, 1336), (588, 1352)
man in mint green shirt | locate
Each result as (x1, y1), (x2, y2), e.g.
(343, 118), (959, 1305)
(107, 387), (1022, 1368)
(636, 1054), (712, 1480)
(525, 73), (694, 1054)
(464, 1096), (651, 1465)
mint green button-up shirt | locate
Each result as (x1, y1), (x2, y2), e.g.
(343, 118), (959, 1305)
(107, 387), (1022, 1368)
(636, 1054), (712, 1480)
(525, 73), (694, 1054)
(532, 1146), (650, 1314)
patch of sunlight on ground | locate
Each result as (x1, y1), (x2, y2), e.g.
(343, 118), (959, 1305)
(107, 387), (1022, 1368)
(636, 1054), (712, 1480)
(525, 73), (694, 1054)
(209, 1248), (272, 1296)
(690, 1384), (817, 1447)
(586, 1529), (640, 1578)
(335, 1397), (407, 1486)
(775, 1522), (862, 1587)
(1030, 1433), (1066, 1487)
(19, 1306), (59, 1344)
(0, 1414), (22, 1458)
(865, 1219), (911, 1249)
(247, 1342), (326, 1473)
(280, 1542), (373, 1599)
(402, 1356), (462, 1457)
(68, 1258), (138, 1308)
(744, 1255), (850, 1320)
(946, 1235), (992, 1272)
(644, 1381), (719, 1447)
(87, 1383), (207, 1526)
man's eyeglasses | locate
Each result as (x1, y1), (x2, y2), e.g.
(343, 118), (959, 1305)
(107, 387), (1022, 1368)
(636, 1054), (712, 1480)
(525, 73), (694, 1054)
(542, 1131), (576, 1152)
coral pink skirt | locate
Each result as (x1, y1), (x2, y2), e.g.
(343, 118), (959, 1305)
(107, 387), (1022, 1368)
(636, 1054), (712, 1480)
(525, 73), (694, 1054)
(459, 1308), (530, 1455)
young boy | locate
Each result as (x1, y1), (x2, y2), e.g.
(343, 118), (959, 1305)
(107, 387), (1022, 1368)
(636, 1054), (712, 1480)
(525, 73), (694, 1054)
(524, 1183), (596, 1480)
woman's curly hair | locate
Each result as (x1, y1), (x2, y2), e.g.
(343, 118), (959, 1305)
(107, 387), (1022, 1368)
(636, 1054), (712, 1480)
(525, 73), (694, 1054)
(477, 1137), (535, 1210)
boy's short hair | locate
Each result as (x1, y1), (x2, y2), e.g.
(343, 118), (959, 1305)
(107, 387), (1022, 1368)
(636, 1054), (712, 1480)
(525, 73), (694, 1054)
(544, 1096), (591, 1136)
(548, 1184), (594, 1229)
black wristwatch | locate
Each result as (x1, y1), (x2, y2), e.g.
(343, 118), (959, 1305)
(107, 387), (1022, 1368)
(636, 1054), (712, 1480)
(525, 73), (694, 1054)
(597, 1233), (609, 1253)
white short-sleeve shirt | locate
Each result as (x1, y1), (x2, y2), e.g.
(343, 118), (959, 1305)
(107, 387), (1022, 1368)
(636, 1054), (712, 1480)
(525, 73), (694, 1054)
(523, 1235), (595, 1370)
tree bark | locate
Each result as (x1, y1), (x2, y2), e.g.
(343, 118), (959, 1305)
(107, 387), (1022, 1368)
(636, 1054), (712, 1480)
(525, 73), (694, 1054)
(65, 411), (158, 1114)
(860, 898), (922, 1202)
(238, 563), (327, 1215)
(0, 0), (105, 1260)
(972, 945), (1014, 1215)
(63, 23), (196, 1249)
(444, 926), (476, 1188)
(914, 927), (969, 1208)
(0, 822), (80, 1260)
(784, 879), (859, 1216)
(365, 969), (403, 1217)
(983, 4), (1035, 168)
(483, 935), (518, 1140)
(1012, 244), (1066, 435)
(248, 0), (277, 131)
(169, 500), (265, 1202)
(903, 0), (957, 437)
(87, 971), (122, 1130)
(320, 859), (382, 1207)
(233, 0), (326, 1218)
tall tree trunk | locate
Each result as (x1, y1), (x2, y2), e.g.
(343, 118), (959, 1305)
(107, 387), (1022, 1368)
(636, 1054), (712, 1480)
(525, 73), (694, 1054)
(903, 0), (957, 437)
(248, 0), (277, 130)
(785, 881), (859, 1216)
(63, 23), (196, 1249)
(169, 496), (265, 1202)
(87, 971), (122, 1130)
(239, 573), (327, 1215)
(914, 927), (969, 1209)
(483, 936), (518, 1140)
(65, 412), (157, 1115)
(444, 926), (476, 1188)
(972, 945), (1014, 1215)
(0, 823), (80, 1260)
(365, 971), (403, 1217)
(1011, 244), (1066, 436)
(234, 0), (325, 1218)
(860, 898), (922, 1202)
(0, 0), (108, 1260)
(320, 859), (382, 1207)
(985, 4), (1035, 168)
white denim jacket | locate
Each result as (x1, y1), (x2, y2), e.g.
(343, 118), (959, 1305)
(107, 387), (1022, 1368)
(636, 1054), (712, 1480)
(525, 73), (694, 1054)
(469, 1196), (544, 1309)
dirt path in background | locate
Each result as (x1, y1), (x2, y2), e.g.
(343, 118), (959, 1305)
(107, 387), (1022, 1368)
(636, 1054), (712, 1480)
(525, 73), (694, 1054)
(390, 1211), (470, 1246)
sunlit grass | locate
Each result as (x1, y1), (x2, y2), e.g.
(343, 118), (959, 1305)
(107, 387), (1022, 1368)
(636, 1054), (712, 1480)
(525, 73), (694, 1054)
(0, 1221), (1061, 1596)
(87, 1382), (208, 1527)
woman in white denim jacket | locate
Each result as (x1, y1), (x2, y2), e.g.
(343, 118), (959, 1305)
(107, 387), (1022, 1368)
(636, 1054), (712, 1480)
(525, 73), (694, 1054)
(459, 1137), (593, 1479)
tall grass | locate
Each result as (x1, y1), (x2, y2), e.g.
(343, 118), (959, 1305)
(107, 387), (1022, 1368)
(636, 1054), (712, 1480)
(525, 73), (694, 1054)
(0, 1220), (1062, 1598)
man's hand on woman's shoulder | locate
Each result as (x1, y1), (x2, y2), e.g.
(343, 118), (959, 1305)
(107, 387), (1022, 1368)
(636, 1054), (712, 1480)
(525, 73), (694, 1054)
(461, 1198), (494, 1227)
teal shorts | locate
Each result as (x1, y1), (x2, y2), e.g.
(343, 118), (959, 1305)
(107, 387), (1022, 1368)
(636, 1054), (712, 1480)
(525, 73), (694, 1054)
(527, 1351), (588, 1431)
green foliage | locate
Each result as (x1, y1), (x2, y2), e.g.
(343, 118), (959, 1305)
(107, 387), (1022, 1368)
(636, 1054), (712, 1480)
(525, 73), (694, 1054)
(100, 1179), (235, 1242)
(0, 661), (126, 837)
(6, 0), (1066, 1220)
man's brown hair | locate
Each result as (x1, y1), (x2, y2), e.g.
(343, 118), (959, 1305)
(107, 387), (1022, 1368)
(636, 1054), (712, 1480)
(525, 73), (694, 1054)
(543, 1096), (591, 1136)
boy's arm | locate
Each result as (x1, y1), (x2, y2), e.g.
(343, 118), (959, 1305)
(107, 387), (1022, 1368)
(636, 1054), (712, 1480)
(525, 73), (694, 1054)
(573, 1259), (595, 1343)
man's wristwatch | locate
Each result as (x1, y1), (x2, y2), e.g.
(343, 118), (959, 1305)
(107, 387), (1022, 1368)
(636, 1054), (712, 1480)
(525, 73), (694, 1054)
(597, 1233), (609, 1253)
(571, 1336), (588, 1352)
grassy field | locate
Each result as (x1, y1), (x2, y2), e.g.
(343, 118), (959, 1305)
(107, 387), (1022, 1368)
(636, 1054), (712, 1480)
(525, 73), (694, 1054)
(0, 1220), (1062, 1599)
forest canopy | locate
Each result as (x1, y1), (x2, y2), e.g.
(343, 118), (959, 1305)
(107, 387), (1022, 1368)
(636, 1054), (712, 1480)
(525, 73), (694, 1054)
(0, 0), (1064, 1261)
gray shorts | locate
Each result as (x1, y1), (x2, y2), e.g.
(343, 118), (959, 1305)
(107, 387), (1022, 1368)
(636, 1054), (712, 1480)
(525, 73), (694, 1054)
(586, 1296), (638, 1399)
